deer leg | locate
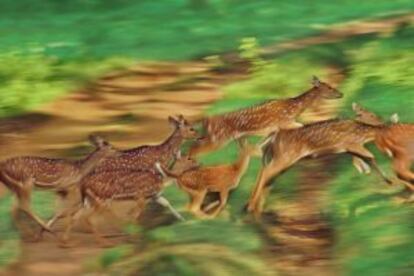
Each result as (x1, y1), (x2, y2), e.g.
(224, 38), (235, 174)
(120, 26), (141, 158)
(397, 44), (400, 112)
(203, 200), (220, 213)
(83, 207), (113, 248)
(352, 156), (371, 174)
(128, 199), (146, 220)
(58, 208), (82, 248)
(246, 162), (277, 213)
(48, 187), (82, 229)
(187, 190), (207, 217)
(16, 177), (56, 239)
(348, 145), (392, 184)
(154, 195), (185, 221)
(392, 156), (414, 190)
(246, 158), (292, 215)
(208, 190), (229, 218)
(246, 166), (272, 214)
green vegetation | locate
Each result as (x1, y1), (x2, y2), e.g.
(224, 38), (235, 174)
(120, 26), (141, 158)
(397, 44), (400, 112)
(0, 190), (56, 267)
(1, 0), (413, 61)
(0, 51), (133, 117)
(94, 221), (270, 275)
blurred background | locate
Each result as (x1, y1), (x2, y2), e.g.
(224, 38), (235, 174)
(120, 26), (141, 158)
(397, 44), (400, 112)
(0, 1), (414, 275)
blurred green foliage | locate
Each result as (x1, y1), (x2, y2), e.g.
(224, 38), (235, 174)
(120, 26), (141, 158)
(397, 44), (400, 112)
(0, 190), (56, 268)
(147, 219), (262, 252)
(0, 0), (412, 60)
(106, 243), (272, 276)
(0, 50), (133, 117)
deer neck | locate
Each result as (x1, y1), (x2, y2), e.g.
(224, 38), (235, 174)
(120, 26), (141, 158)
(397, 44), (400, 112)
(357, 122), (387, 139)
(77, 150), (106, 177)
(290, 87), (321, 114)
(160, 128), (183, 161)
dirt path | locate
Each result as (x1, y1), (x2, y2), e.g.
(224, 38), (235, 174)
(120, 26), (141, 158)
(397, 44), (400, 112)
(0, 61), (245, 276)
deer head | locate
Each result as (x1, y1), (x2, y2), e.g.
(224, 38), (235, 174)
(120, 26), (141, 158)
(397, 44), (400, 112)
(311, 76), (343, 99)
(171, 153), (200, 174)
(87, 134), (120, 160)
(168, 115), (198, 139)
(352, 103), (384, 126)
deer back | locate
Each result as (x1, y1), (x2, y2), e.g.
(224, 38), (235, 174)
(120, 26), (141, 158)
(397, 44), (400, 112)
(202, 77), (342, 142)
(81, 169), (163, 202)
(92, 115), (197, 173)
(0, 155), (77, 188)
(265, 119), (378, 163)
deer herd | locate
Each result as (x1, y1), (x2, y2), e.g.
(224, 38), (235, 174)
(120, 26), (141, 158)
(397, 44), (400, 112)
(1, 76), (413, 247)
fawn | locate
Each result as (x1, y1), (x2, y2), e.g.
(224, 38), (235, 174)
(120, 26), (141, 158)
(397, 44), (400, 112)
(0, 135), (118, 237)
(353, 104), (414, 190)
(189, 76), (343, 156)
(246, 110), (391, 215)
(158, 139), (260, 218)
(61, 154), (198, 247)
(92, 115), (198, 173)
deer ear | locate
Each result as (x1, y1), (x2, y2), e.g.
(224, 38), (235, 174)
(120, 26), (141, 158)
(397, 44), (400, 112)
(168, 116), (178, 126)
(89, 135), (109, 148)
(390, 113), (399, 123)
(312, 76), (321, 87)
(177, 114), (186, 125)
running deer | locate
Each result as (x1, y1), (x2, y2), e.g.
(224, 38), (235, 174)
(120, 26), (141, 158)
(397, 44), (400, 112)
(353, 104), (414, 190)
(246, 113), (391, 215)
(158, 139), (260, 218)
(0, 135), (119, 237)
(61, 155), (198, 247)
(92, 115), (198, 173)
(189, 76), (343, 156)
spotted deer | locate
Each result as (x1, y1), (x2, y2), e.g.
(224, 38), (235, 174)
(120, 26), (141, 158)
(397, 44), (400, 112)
(61, 155), (198, 247)
(189, 76), (343, 156)
(92, 115), (198, 173)
(0, 135), (119, 236)
(353, 104), (414, 190)
(158, 139), (260, 218)
(246, 112), (391, 215)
